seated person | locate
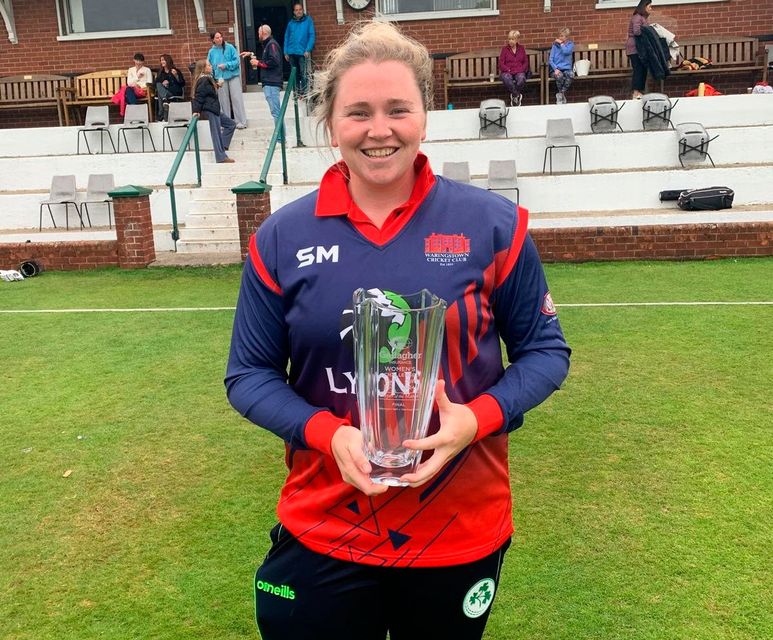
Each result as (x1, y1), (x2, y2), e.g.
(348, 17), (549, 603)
(549, 27), (574, 104)
(155, 54), (186, 120)
(126, 52), (153, 105)
(499, 30), (530, 107)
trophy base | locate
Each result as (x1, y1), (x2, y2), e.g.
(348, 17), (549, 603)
(368, 459), (417, 487)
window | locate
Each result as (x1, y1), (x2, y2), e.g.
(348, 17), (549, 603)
(377, 0), (498, 21)
(596, 0), (727, 8)
(57, 0), (171, 39)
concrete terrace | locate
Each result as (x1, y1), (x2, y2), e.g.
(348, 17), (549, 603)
(1, 91), (772, 263)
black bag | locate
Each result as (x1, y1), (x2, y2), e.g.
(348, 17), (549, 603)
(677, 186), (734, 211)
(659, 189), (688, 202)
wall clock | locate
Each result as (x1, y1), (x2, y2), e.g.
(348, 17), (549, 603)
(347, 0), (372, 10)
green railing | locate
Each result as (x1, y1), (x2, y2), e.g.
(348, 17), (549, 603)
(165, 115), (201, 246)
(257, 66), (304, 189)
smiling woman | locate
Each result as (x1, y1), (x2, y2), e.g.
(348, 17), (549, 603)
(225, 19), (570, 640)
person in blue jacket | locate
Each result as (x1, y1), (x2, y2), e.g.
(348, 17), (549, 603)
(549, 27), (574, 104)
(208, 30), (248, 128)
(284, 2), (315, 97)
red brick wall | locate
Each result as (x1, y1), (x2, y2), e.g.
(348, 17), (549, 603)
(0, 241), (118, 271)
(531, 221), (773, 262)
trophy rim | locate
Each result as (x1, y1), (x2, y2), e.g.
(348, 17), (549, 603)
(352, 287), (447, 312)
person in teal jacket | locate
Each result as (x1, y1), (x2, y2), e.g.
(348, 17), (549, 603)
(208, 30), (248, 128)
(283, 2), (315, 97)
(549, 27), (574, 105)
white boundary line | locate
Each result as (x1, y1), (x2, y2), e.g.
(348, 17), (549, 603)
(0, 302), (772, 314)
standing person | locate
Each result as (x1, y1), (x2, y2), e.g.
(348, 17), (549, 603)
(284, 1), (315, 98)
(627, 1), (653, 99)
(208, 31), (248, 129)
(155, 53), (185, 121)
(499, 30), (530, 106)
(549, 27), (574, 105)
(225, 20), (570, 640)
(244, 25), (284, 138)
(191, 59), (235, 164)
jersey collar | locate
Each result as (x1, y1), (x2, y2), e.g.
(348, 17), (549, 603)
(314, 152), (437, 246)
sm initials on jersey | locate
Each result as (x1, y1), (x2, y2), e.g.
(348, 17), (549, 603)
(296, 245), (340, 269)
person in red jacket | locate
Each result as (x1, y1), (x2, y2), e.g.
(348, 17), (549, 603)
(499, 30), (531, 106)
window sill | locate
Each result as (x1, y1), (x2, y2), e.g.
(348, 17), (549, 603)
(596, 0), (727, 8)
(374, 9), (499, 22)
(57, 28), (173, 42)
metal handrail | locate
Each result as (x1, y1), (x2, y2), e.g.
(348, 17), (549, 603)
(165, 115), (201, 247)
(258, 66), (303, 188)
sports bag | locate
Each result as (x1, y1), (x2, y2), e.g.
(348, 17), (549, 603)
(659, 189), (688, 201)
(677, 186), (734, 211)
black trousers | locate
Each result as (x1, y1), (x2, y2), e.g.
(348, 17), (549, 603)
(287, 54), (308, 95)
(255, 524), (511, 640)
(629, 53), (648, 92)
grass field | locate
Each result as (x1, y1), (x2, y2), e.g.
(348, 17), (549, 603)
(1, 259), (771, 640)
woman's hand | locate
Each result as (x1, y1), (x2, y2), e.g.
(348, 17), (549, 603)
(331, 426), (389, 497)
(218, 63), (226, 70)
(399, 380), (477, 488)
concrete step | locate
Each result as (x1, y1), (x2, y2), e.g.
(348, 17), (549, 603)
(185, 212), (238, 227)
(176, 239), (241, 253)
(186, 200), (237, 215)
(190, 187), (237, 201)
(178, 226), (239, 241)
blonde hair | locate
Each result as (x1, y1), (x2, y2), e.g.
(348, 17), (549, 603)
(559, 27), (571, 37)
(508, 30), (521, 40)
(192, 59), (215, 92)
(311, 21), (433, 139)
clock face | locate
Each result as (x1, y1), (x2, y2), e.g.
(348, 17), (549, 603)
(347, 0), (371, 10)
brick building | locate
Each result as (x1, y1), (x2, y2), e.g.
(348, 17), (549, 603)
(0, 0), (770, 126)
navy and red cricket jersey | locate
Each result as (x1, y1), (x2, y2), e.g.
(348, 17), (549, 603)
(226, 154), (570, 568)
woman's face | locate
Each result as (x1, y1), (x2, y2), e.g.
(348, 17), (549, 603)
(133, 59), (144, 69)
(205, 61), (212, 74)
(160, 57), (168, 69)
(645, 3), (653, 14)
(330, 60), (427, 195)
(508, 36), (518, 47)
(212, 32), (224, 46)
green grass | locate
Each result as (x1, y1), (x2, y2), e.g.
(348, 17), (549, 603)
(1, 259), (771, 639)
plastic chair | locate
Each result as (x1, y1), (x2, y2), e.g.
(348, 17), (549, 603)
(162, 102), (193, 151)
(81, 174), (115, 228)
(542, 118), (582, 175)
(642, 93), (679, 131)
(39, 175), (84, 230)
(478, 99), (509, 138)
(588, 95), (624, 133)
(675, 122), (718, 168)
(118, 104), (157, 152)
(442, 162), (471, 184)
(486, 160), (519, 206)
(77, 106), (116, 155)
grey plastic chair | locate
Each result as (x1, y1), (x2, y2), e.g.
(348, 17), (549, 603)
(588, 95), (624, 133)
(675, 122), (718, 167)
(39, 175), (84, 230)
(118, 104), (157, 152)
(81, 174), (115, 228)
(442, 162), (471, 184)
(478, 99), (509, 138)
(162, 101), (193, 151)
(642, 93), (679, 131)
(77, 106), (116, 154)
(543, 118), (582, 175)
(486, 160), (519, 206)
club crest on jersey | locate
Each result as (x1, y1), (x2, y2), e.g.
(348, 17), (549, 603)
(424, 233), (470, 266)
(541, 292), (557, 316)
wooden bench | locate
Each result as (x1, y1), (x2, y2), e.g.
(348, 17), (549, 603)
(546, 36), (767, 101)
(58, 70), (154, 126)
(672, 36), (768, 85)
(0, 74), (72, 125)
(444, 48), (544, 107)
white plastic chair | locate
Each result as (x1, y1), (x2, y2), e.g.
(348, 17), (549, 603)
(486, 160), (519, 206)
(162, 102), (193, 151)
(478, 99), (509, 138)
(442, 162), (471, 184)
(588, 95), (624, 133)
(81, 174), (115, 228)
(642, 93), (679, 131)
(118, 104), (157, 152)
(543, 118), (582, 175)
(77, 106), (116, 154)
(675, 122), (718, 167)
(39, 175), (84, 230)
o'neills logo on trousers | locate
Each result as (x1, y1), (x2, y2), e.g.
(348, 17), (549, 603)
(256, 579), (295, 600)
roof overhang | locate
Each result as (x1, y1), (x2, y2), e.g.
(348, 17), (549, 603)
(1, 0), (17, 44)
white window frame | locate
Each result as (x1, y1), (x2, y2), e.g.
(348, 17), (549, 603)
(374, 0), (499, 23)
(596, 0), (728, 9)
(56, 0), (172, 41)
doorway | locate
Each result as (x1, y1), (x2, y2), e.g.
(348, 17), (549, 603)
(242, 0), (297, 85)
